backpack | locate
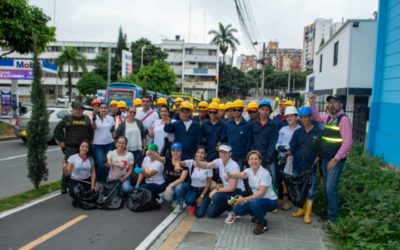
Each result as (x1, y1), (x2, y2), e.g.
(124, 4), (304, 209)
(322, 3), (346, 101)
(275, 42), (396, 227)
(127, 188), (161, 212)
(96, 180), (123, 210)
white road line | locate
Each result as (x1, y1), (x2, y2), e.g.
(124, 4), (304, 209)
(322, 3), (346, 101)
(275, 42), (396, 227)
(0, 148), (61, 162)
(135, 212), (179, 250)
(0, 192), (60, 219)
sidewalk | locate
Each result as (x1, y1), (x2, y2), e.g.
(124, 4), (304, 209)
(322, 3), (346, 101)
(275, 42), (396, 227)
(157, 207), (336, 250)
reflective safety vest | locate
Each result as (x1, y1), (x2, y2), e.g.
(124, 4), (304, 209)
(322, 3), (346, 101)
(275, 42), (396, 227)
(320, 114), (345, 159)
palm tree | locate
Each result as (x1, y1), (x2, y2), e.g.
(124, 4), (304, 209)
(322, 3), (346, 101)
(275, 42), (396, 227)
(56, 47), (87, 102)
(209, 22), (240, 64)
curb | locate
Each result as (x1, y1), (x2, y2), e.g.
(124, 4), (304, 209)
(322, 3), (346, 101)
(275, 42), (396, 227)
(0, 136), (18, 142)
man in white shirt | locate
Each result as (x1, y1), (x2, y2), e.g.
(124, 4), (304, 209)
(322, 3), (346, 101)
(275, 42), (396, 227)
(136, 95), (159, 144)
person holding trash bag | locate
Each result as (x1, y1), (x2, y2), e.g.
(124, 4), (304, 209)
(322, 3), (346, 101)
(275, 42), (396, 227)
(106, 136), (134, 194)
(224, 150), (278, 235)
(64, 140), (96, 208)
(287, 106), (322, 224)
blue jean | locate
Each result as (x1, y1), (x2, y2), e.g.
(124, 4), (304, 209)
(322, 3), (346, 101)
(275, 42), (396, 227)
(233, 198), (278, 222)
(321, 158), (345, 222)
(129, 150), (142, 167)
(93, 143), (115, 183)
(207, 189), (243, 218)
(185, 186), (211, 218)
(121, 178), (131, 194)
(307, 171), (317, 200)
(141, 182), (168, 199)
(162, 182), (189, 206)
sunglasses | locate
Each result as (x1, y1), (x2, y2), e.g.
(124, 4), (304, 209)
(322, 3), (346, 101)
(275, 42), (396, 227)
(129, 111), (136, 114)
(248, 110), (258, 114)
(208, 111), (218, 114)
(233, 109), (243, 112)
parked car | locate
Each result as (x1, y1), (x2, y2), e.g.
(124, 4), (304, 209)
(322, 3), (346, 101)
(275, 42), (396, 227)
(56, 95), (75, 105)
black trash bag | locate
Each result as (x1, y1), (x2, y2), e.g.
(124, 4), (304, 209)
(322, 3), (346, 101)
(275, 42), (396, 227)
(285, 166), (315, 208)
(160, 137), (171, 157)
(127, 188), (161, 212)
(71, 182), (98, 210)
(96, 180), (123, 210)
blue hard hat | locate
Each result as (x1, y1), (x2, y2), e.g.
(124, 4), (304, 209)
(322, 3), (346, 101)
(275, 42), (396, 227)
(298, 106), (312, 117)
(171, 142), (183, 151)
(258, 99), (271, 108)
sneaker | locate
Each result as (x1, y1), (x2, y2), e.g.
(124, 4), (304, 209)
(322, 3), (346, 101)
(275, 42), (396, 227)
(189, 206), (196, 216)
(156, 196), (164, 205)
(224, 212), (237, 224)
(253, 220), (268, 235)
(171, 200), (177, 208)
(173, 205), (183, 214)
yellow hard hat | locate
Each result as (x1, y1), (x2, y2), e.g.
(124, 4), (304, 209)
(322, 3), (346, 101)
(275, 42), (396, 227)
(133, 98), (142, 107)
(117, 101), (127, 108)
(179, 101), (193, 111)
(218, 103), (226, 110)
(208, 102), (219, 110)
(225, 101), (233, 110)
(279, 98), (288, 104)
(174, 97), (184, 103)
(157, 97), (167, 106)
(172, 104), (176, 111)
(212, 97), (221, 104)
(247, 101), (258, 111)
(284, 100), (295, 107)
(110, 100), (118, 106)
(232, 99), (245, 109)
(198, 101), (209, 111)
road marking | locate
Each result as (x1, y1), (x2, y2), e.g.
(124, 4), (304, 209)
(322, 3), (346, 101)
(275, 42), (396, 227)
(18, 214), (88, 250)
(159, 215), (195, 250)
(0, 148), (60, 162)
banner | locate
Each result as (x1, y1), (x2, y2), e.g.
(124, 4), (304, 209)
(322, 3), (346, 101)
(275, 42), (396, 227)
(121, 50), (132, 77)
(97, 89), (106, 102)
(0, 90), (12, 118)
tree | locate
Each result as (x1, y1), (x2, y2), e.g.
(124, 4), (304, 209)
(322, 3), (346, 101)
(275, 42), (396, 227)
(115, 26), (128, 61)
(218, 64), (256, 98)
(76, 72), (106, 96)
(209, 23), (240, 64)
(0, 0), (55, 57)
(130, 38), (168, 73)
(26, 49), (49, 188)
(136, 60), (176, 94)
(93, 50), (110, 81)
(55, 47), (87, 102)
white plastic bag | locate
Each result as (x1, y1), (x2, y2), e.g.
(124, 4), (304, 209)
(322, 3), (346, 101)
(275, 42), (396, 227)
(284, 156), (293, 176)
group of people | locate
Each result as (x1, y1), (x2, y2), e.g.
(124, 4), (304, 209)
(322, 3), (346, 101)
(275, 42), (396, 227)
(54, 92), (352, 235)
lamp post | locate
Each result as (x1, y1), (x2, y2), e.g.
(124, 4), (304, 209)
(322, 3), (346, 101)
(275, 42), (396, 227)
(140, 45), (148, 69)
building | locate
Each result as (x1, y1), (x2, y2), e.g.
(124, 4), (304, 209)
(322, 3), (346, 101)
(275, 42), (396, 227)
(306, 19), (377, 142)
(0, 41), (116, 98)
(237, 54), (257, 72)
(367, 1), (400, 167)
(302, 18), (343, 72)
(260, 41), (302, 72)
(159, 36), (219, 100)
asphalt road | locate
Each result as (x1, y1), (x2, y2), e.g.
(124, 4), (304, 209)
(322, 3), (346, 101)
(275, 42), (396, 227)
(0, 194), (172, 250)
(0, 139), (64, 198)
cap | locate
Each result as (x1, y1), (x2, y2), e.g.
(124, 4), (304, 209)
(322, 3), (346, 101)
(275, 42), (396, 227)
(326, 95), (345, 103)
(218, 144), (232, 152)
(147, 143), (158, 152)
(71, 101), (83, 109)
(170, 142), (183, 151)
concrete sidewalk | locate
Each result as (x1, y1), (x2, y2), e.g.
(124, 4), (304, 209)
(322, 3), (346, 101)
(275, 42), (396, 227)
(158, 207), (336, 250)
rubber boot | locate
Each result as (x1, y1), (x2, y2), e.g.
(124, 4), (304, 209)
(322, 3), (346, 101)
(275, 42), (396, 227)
(292, 203), (306, 217)
(304, 199), (313, 224)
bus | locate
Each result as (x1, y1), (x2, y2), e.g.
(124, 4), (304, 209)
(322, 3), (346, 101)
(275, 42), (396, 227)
(105, 82), (142, 107)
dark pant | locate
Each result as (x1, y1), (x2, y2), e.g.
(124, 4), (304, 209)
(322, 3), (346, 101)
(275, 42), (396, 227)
(185, 186), (211, 218)
(93, 143), (115, 183)
(207, 189), (243, 218)
(61, 146), (78, 190)
(129, 150), (142, 167)
(233, 198), (278, 222)
(141, 182), (168, 199)
(276, 162), (286, 199)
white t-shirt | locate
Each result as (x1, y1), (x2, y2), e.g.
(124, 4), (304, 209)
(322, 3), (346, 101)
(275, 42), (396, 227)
(183, 120), (192, 131)
(142, 156), (165, 185)
(93, 115), (115, 145)
(136, 107), (159, 143)
(125, 121), (142, 151)
(107, 150), (134, 180)
(212, 158), (245, 191)
(244, 167), (277, 200)
(152, 119), (175, 154)
(68, 154), (94, 180)
(185, 160), (213, 188)
(276, 124), (302, 157)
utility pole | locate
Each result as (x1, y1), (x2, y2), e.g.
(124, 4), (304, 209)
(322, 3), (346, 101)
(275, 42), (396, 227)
(287, 66), (291, 93)
(260, 42), (266, 100)
(140, 45), (148, 69)
(107, 46), (111, 84)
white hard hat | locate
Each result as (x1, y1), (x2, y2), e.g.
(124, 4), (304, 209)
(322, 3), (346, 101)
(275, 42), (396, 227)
(284, 106), (298, 116)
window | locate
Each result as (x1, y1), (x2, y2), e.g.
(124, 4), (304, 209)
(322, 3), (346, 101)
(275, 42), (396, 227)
(319, 54), (323, 73)
(333, 41), (339, 66)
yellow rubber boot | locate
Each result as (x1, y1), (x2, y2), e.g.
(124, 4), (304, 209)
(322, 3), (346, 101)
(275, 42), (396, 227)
(304, 199), (313, 224)
(291, 203), (306, 217)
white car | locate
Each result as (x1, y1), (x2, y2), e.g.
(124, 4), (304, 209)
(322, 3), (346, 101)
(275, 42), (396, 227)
(56, 95), (75, 105)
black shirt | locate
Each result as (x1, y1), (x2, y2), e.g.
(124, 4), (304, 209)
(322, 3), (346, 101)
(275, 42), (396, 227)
(165, 157), (188, 184)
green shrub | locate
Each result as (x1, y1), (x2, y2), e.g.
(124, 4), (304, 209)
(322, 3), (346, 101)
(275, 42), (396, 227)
(318, 145), (400, 249)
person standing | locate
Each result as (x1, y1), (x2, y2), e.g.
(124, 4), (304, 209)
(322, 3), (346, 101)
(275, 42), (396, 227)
(115, 106), (147, 166)
(201, 102), (224, 162)
(192, 101), (209, 125)
(136, 95), (160, 144)
(148, 105), (175, 155)
(308, 93), (352, 224)
(246, 101), (259, 123)
(273, 99), (288, 129)
(217, 103), (226, 121)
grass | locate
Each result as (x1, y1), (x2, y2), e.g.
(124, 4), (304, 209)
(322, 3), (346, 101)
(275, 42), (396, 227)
(0, 180), (61, 212)
(0, 120), (15, 136)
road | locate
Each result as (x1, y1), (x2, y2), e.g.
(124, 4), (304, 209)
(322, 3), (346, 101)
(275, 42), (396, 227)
(0, 139), (64, 199)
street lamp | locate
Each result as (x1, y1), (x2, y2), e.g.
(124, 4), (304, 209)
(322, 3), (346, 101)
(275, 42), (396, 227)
(140, 45), (148, 69)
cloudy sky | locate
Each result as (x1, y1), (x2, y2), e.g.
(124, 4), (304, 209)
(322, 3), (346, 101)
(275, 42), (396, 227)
(30, 0), (378, 56)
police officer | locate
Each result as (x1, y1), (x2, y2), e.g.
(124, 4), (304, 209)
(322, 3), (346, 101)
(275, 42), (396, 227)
(54, 101), (93, 194)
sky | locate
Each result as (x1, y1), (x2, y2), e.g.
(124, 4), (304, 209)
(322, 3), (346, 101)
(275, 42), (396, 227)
(29, 0), (378, 57)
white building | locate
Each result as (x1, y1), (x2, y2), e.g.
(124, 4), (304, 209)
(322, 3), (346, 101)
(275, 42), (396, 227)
(306, 19), (377, 128)
(0, 41), (116, 98)
(159, 36), (219, 100)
